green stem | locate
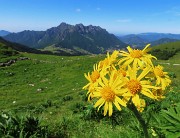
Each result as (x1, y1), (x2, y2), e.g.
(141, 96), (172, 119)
(127, 101), (149, 138)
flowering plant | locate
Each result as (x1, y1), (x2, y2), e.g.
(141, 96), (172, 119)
(83, 44), (171, 137)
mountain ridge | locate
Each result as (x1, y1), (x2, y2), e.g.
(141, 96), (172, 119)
(118, 32), (180, 47)
(0, 30), (11, 36)
(4, 23), (127, 54)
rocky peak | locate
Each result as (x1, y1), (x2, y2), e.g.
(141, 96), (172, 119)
(55, 22), (73, 31)
(74, 23), (105, 34)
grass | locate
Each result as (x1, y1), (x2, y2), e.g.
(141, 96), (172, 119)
(156, 52), (180, 82)
(0, 51), (180, 137)
(151, 41), (180, 51)
(150, 41), (180, 60)
(0, 53), (105, 127)
(0, 42), (20, 63)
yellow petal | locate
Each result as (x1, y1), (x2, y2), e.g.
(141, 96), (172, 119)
(108, 102), (113, 116)
(123, 58), (134, 67)
(104, 102), (108, 116)
(97, 99), (105, 111)
(142, 44), (150, 52)
(116, 96), (126, 107)
(132, 94), (140, 107)
(114, 98), (121, 111)
(94, 98), (104, 108)
(115, 88), (128, 95)
(133, 58), (138, 69)
(127, 46), (133, 53)
(141, 90), (155, 99)
(118, 57), (130, 65)
(137, 59), (143, 67)
(137, 66), (151, 81)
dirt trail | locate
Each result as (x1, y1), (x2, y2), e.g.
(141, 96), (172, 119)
(158, 62), (180, 66)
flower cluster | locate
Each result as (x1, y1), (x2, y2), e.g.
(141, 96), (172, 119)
(83, 44), (171, 116)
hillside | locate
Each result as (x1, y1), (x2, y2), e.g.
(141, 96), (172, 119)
(138, 33), (180, 42)
(118, 34), (147, 47)
(150, 41), (180, 60)
(4, 23), (127, 54)
(151, 41), (180, 51)
(0, 37), (45, 53)
(118, 33), (180, 47)
(0, 37), (59, 63)
(150, 38), (180, 46)
(0, 51), (179, 137)
(0, 37), (84, 60)
(0, 37), (19, 60)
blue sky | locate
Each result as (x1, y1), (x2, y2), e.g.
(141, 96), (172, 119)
(0, 0), (180, 34)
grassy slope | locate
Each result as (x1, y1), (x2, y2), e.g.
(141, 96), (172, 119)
(0, 52), (180, 137)
(151, 41), (180, 51)
(0, 53), (101, 109)
(156, 52), (180, 80)
(0, 42), (20, 62)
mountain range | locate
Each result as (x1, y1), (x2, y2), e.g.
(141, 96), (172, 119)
(3, 23), (127, 54)
(118, 33), (180, 47)
(2, 24), (180, 54)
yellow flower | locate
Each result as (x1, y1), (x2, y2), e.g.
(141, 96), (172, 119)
(99, 50), (119, 70)
(152, 89), (165, 100)
(117, 68), (127, 77)
(120, 66), (159, 107)
(136, 99), (146, 112)
(83, 47), (171, 115)
(83, 64), (107, 100)
(153, 65), (171, 90)
(112, 68), (127, 81)
(118, 44), (156, 69)
(91, 71), (126, 116)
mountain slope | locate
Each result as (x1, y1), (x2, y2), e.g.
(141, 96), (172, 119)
(0, 37), (44, 54)
(118, 34), (147, 47)
(4, 23), (127, 54)
(118, 33), (180, 47)
(150, 41), (180, 60)
(137, 33), (180, 42)
(150, 38), (180, 46)
(4, 30), (45, 48)
(0, 36), (88, 58)
(0, 30), (11, 36)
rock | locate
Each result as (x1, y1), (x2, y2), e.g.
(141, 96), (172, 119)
(0, 57), (30, 67)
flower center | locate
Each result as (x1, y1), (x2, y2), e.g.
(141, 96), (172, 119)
(119, 69), (126, 77)
(101, 86), (115, 102)
(130, 50), (142, 58)
(127, 79), (142, 95)
(154, 67), (164, 77)
(90, 70), (100, 82)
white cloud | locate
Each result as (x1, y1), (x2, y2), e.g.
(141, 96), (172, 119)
(116, 19), (131, 23)
(76, 8), (81, 12)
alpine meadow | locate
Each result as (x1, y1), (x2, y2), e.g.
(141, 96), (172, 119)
(1, 0), (180, 138)
(0, 36), (180, 137)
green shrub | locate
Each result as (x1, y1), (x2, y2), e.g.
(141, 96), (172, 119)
(0, 112), (49, 137)
(150, 49), (176, 60)
(62, 95), (73, 102)
(168, 72), (176, 78)
(71, 102), (85, 113)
